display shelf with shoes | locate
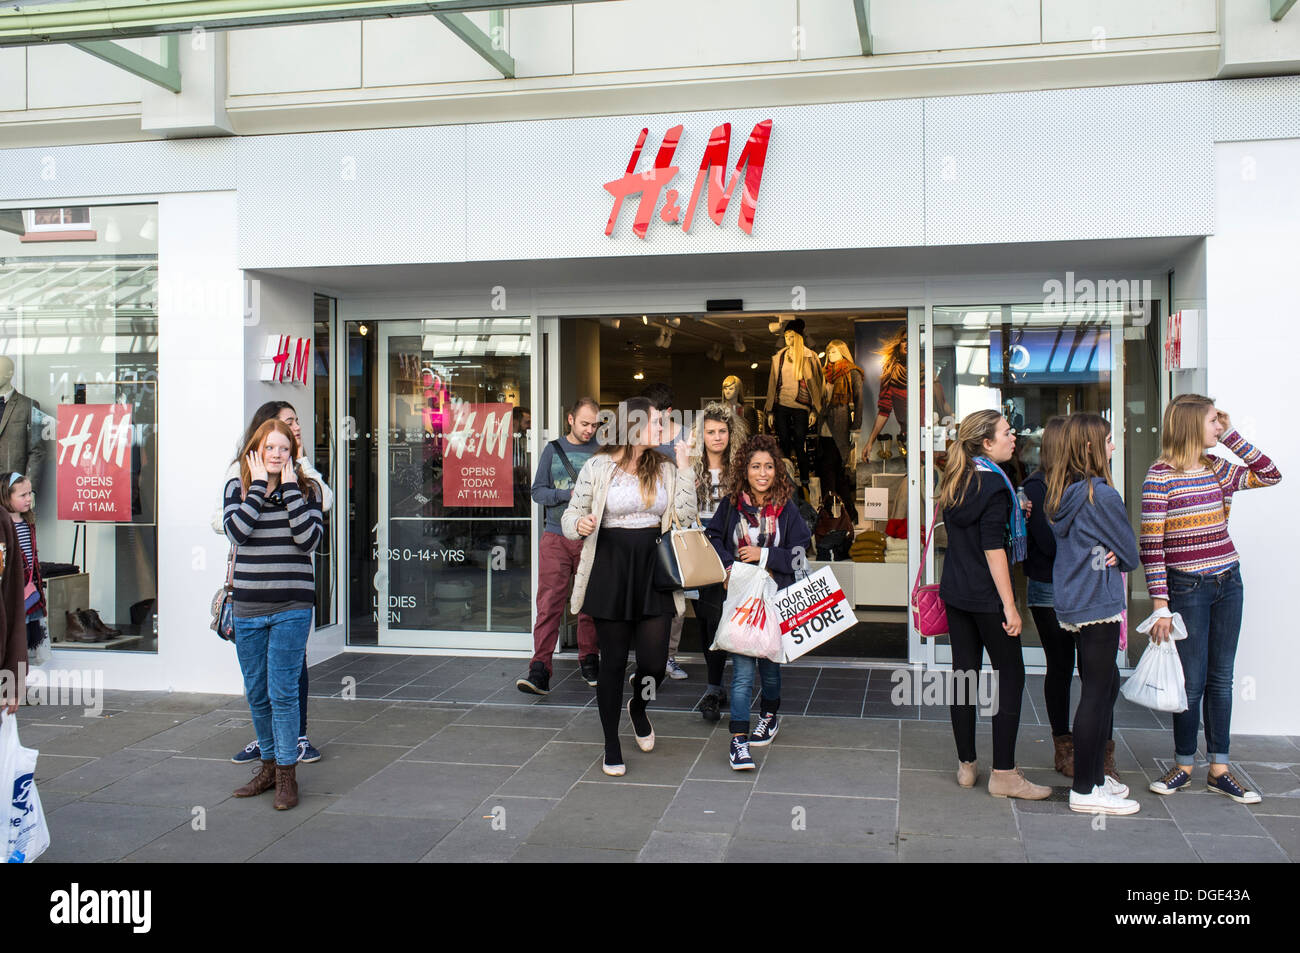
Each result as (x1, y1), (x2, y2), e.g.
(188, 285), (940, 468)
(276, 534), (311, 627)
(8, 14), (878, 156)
(52, 607), (143, 649)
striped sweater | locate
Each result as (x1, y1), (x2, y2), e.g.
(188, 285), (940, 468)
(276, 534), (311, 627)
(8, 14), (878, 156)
(1140, 430), (1281, 599)
(223, 478), (322, 616)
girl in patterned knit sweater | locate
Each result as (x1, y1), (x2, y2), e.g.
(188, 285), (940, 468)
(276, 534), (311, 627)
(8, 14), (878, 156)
(1141, 395), (1281, 804)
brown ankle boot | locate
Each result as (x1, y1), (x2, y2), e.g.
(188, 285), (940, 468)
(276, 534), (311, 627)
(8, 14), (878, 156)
(957, 760), (978, 788)
(1103, 740), (1120, 782)
(64, 609), (99, 643)
(274, 764), (299, 811)
(1053, 734), (1074, 777)
(233, 759), (277, 798)
(988, 766), (1052, 800)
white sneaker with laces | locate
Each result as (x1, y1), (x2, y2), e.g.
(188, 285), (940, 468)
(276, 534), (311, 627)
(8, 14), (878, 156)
(1102, 775), (1130, 798)
(1069, 785), (1140, 815)
(665, 658), (688, 680)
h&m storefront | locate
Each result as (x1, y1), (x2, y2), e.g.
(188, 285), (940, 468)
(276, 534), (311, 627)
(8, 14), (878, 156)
(2, 76), (1296, 734)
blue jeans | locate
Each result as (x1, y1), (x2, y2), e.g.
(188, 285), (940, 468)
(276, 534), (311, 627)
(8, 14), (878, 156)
(729, 653), (781, 735)
(234, 608), (314, 766)
(1167, 566), (1243, 764)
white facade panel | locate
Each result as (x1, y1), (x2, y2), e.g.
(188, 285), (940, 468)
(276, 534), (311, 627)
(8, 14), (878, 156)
(798, 0), (866, 60)
(1215, 75), (1300, 142)
(227, 22), (362, 95)
(0, 138), (236, 202)
(26, 39), (151, 109)
(924, 82), (1215, 245)
(1042, 0), (1216, 43)
(236, 126), (467, 268)
(871, 0), (1041, 54)
(361, 14), (501, 87)
(511, 4), (575, 78)
(573, 0), (799, 73)
(1205, 139), (1298, 736)
(462, 100), (926, 263)
(0, 48), (25, 112)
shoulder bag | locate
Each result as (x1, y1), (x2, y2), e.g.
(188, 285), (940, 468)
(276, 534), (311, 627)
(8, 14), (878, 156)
(209, 546), (237, 642)
(911, 503), (949, 637)
(653, 466), (727, 592)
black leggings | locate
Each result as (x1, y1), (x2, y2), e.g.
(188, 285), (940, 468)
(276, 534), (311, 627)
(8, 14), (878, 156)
(594, 615), (672, 763)
(1072, 621), (1121, 795)
(814, 435), (859, 522)
(693, 586), (728, 690)
(773, 405), (811, 485)
(1031, 605), (1075, 737)
(947, 606), (1025, 771)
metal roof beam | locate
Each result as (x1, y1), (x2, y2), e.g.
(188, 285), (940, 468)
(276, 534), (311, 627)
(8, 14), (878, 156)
(434, 8), (513, 78)
(1272, 0), (1297, 21)
(69, 33), (180, 92)
(0, 1), (607, 48)
(853, 0), (872, 56)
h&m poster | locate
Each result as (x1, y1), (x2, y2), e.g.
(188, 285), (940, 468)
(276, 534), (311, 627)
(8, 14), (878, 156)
(441, 402), (515, 507)
(56, 404), (132, 521)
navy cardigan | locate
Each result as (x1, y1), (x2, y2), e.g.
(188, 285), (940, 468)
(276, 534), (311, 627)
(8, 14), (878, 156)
(705, 498), (812, 590)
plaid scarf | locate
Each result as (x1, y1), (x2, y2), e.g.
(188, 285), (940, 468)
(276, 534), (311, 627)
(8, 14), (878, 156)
(974, 456), (1027, 563)
(734, 492), (782, 553)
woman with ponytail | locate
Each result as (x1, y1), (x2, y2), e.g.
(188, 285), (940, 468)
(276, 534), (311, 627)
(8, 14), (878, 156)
(938, 410), (1049, 800)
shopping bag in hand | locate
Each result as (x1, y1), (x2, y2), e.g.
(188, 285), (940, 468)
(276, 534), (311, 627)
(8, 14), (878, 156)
(710, 562), (784, 662)
(1120, 640), (1188, 713)
(0, 713), (50, 862)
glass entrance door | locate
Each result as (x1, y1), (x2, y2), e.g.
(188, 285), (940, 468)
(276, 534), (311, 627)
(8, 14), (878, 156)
(912, 300), (1156, 668)
(371, 318), (535, 650)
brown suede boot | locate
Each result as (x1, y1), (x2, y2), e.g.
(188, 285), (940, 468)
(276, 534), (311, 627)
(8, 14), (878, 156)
(232, 759), (276, 798)
(1103, 740), (1121, 782)
(274, 764), (299, 811)
(988, 767), (1052, 800)
(1053, 734), (1074, 777)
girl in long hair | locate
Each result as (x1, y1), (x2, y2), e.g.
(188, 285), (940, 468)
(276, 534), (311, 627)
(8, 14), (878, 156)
(214, 400), (333, 766)
(223, 419), (323, 810)
(705, 435), (812, 769)
(562, 396), (696, 776)
(690, 402), (748, 721)
(0, 473), (49, 652)
(937, 410), (1048, 799)
(1046, 414), (1140, 815)
(1142, 395), (1281, 804)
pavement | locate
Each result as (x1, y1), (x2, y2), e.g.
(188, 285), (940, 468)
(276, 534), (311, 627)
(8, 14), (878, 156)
(20, 654), (1300, 863)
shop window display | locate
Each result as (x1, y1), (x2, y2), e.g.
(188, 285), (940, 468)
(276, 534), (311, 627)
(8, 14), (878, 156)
(0, 203), (159, 652)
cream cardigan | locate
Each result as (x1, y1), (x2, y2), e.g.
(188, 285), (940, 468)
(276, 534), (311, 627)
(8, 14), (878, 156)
(561, 453), (698, 618)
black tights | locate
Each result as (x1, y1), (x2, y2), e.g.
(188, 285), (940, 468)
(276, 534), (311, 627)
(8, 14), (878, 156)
(773, 405), (811, 485)
(1031, 605), (1075, 738)
(693, 587), (729, 690)
(815, 436), (859, 522)
(947, 606), (1025, 771)
(1072, 621), (1121, 795)
(594, 615), (672, 764)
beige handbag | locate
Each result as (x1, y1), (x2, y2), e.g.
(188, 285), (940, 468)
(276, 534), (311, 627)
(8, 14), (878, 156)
(654, 512), (727, 592)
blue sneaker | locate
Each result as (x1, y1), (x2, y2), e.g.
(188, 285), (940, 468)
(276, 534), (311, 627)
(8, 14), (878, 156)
(231, 739), (261, 764)
(749, 712), (779, 747)
(729, 735), (755, 771)
(1148, 765), (1191, 795)
(1206, 770), (1261, 804)
(297, 736), (322, 764)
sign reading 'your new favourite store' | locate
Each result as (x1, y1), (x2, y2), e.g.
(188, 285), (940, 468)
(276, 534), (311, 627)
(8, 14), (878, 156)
(604, 119), (773, 239)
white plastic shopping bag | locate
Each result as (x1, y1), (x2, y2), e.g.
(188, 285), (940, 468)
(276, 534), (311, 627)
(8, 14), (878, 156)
(0, 713), (50, 863)
(774, 567), (855, 663)
(710, 562), (784, 662)
(1120, 640), (1189, 713)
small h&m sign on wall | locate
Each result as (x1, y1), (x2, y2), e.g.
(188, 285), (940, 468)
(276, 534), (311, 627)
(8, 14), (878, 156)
(260, 335), (310, 384)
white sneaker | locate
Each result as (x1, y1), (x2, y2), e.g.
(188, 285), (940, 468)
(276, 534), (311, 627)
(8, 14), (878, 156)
(1069, 785), (1140, 815)
(1102, 775), (1130, 798)
(665, 658), (688, 680)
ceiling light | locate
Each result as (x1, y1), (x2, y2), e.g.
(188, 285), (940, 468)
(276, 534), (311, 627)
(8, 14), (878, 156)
(104, 219), (121, 243)
(667, 316), (681, 327)
(641, 315), (648, 325)
(139, 217), (157, 241)
(634, 371), (644, 380)
(359, 324), (368, 336)
(750, 362), (759, 370)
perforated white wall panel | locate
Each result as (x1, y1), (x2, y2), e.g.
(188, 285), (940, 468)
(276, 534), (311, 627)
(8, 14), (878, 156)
(923, 82), (1215, 245)
(235, 126), (467, 268)
(463, 100), (925, 263)
(0, 138), (235, 202)
(1214, 76), (1300, 144)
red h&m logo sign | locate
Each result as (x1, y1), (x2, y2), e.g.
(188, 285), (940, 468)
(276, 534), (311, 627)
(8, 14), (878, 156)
(56, 404), (132, 521)
(260, 335), (310, 384)
(604, 120), (773, 239)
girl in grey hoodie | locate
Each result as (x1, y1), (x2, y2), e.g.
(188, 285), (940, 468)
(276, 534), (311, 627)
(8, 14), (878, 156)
(1047, 414), (1141, 816)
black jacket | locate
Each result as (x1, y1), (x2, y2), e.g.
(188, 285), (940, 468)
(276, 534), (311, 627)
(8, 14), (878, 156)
(939, 470), (1012, 613)
(1022, 469), (1054, 584)
(705, 498), (812, 590)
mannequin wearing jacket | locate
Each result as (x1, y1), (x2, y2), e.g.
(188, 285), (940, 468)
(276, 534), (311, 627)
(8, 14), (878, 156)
(764, 318), (823, 487)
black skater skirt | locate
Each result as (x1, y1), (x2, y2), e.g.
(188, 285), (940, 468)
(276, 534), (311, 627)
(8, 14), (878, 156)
(582, 526), (675, 622)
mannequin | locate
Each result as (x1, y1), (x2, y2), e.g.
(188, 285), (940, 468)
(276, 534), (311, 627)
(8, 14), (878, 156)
(720, 375), (759, 438)
(764, 318), (823, 487)
(814, 339), (862, 523)
(0, 357), (46, 492)
(859, 330), (951, 463)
